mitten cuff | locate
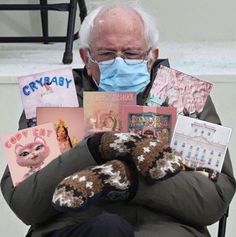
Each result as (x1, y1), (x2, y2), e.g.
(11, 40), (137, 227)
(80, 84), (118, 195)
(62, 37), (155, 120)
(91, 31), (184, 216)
(87, 132), (106, 164)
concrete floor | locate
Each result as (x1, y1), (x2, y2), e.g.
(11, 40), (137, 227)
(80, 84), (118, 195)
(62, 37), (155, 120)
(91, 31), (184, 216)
(0, 41), (84, 81)
(0, 41), (236, 80)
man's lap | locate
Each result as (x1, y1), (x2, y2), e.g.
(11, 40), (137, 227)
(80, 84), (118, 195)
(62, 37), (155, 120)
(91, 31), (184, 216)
(134, 222), (208, 237)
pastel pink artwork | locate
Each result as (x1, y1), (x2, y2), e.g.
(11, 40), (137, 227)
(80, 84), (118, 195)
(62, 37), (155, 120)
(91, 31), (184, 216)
(40, 82), (61, 106)
(36, 107), (85, 153)
(83, 92), (136, 135)
(15, 136), (50, 182)
(17, 67), (79, 120)
(1, 123), (61, 186)
(147, 65), (212, 115)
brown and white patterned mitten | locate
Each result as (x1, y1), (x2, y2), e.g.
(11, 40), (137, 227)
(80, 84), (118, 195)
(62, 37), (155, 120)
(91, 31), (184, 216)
(52, 159), (137, 212)
(183, 166), (219, 182)
(95, 132), (184, 183)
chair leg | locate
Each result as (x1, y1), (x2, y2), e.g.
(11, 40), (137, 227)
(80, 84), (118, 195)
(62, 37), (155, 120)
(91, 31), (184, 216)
(63, 0), (77, 64)
(77, 0), (87, 22)
(40, 0), (49, 44)
(217, 208), (229, 237)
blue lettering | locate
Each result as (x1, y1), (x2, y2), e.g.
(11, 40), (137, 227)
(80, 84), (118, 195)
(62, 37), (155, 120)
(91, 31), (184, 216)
(29, 82), (38, 92)
(35, 78), (44, 87)
(65, 78), (72, 88)
(23, 86), (30, 96)
(58, 77), (64, 86)
(22, 75), (73, 96)
(51, 77), (58, 86)
(44, 77), (50, 85)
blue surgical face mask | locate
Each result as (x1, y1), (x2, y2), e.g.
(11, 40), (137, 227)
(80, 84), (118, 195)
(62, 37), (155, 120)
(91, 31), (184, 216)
(98, 57), (150, 94)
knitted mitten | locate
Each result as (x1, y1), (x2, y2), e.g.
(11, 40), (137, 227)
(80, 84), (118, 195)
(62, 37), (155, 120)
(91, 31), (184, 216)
(52, 159), (137, 212)
(89, 132), (183, 183)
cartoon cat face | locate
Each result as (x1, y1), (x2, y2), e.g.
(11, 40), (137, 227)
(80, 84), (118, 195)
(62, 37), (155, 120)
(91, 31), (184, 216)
(15, 136), (50, 168)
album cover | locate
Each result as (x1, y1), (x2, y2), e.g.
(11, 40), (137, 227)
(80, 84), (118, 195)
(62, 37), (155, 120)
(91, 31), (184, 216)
(121, 105), (177, 144)
(18, 67), (79, 120)
(146, 65), (212, 116)
(83, 92), (136, 135)
(37, 107), (85, 153)
(1, 123), (61, 186)
(170, 115), (232, 172)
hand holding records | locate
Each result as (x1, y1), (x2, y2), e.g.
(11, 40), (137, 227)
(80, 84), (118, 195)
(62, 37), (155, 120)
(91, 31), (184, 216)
(12, 64), (231, 189)
(9, 66), (230, 203)
(146, 65), (231, 180)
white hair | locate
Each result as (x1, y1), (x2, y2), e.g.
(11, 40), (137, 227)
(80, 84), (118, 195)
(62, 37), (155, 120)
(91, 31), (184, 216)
(78, 4), (159, 49)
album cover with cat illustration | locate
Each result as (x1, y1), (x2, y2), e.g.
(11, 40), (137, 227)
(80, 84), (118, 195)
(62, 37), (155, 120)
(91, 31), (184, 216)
(37, 107), (85, 153)
(0, 123), (61, 187)
(121, 105), (177, 144)
(170, 115), (232, 172)
(146, 65), (212, 115)
(83, 92), (136, 135)
(17, 67), (79, 120)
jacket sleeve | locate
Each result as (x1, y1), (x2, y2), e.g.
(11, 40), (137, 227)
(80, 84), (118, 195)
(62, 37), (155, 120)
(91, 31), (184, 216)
(1, 112), (97, 225)
(133, 96), (236, 226)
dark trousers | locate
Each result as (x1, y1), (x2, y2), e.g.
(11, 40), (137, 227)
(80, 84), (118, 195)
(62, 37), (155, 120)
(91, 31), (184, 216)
(51, 213), (135, 237)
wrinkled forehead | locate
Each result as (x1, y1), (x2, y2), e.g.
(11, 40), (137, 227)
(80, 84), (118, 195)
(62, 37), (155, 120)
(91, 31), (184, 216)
(90, 6), (147, 48)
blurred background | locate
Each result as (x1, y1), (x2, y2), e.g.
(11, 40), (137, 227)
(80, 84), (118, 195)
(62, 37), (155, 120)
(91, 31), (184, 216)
(0, 0), (235, 236)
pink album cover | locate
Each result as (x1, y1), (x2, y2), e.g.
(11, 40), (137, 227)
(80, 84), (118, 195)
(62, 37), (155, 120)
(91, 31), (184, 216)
(1, 123), (61, 187)
(17, 67), (79, 120)
(146, 65), (212, 115)
(37, 107), (85, 153)
(83, 92), (136, 135)
(170, 115), (232, 172)
(121, 105), (177, 144)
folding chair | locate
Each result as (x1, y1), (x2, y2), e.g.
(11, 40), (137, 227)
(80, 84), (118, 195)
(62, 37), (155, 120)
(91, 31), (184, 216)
(217, 207), (229, 237)
(0, 0), (87, 64)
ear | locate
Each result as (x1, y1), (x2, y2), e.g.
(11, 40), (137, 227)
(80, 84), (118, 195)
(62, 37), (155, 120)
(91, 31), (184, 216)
(79, 48), (89, 64)
(15, 144), (23, 155)
(147, 48), (159, 71)
(34, 136), (46, 145)
(79, 48), (92, 76)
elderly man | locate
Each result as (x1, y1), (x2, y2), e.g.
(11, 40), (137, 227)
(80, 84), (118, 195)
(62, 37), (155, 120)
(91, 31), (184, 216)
(1, 3), (235, 237)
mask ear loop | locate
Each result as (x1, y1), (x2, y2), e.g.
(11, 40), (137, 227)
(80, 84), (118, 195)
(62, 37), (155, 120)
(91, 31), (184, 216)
(85, 49), (100, 88)
(148, 51), (155, 60)
(87, 48), (97, 64)
(146, 48), (155, 71)
(92, 77), (99, 88)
